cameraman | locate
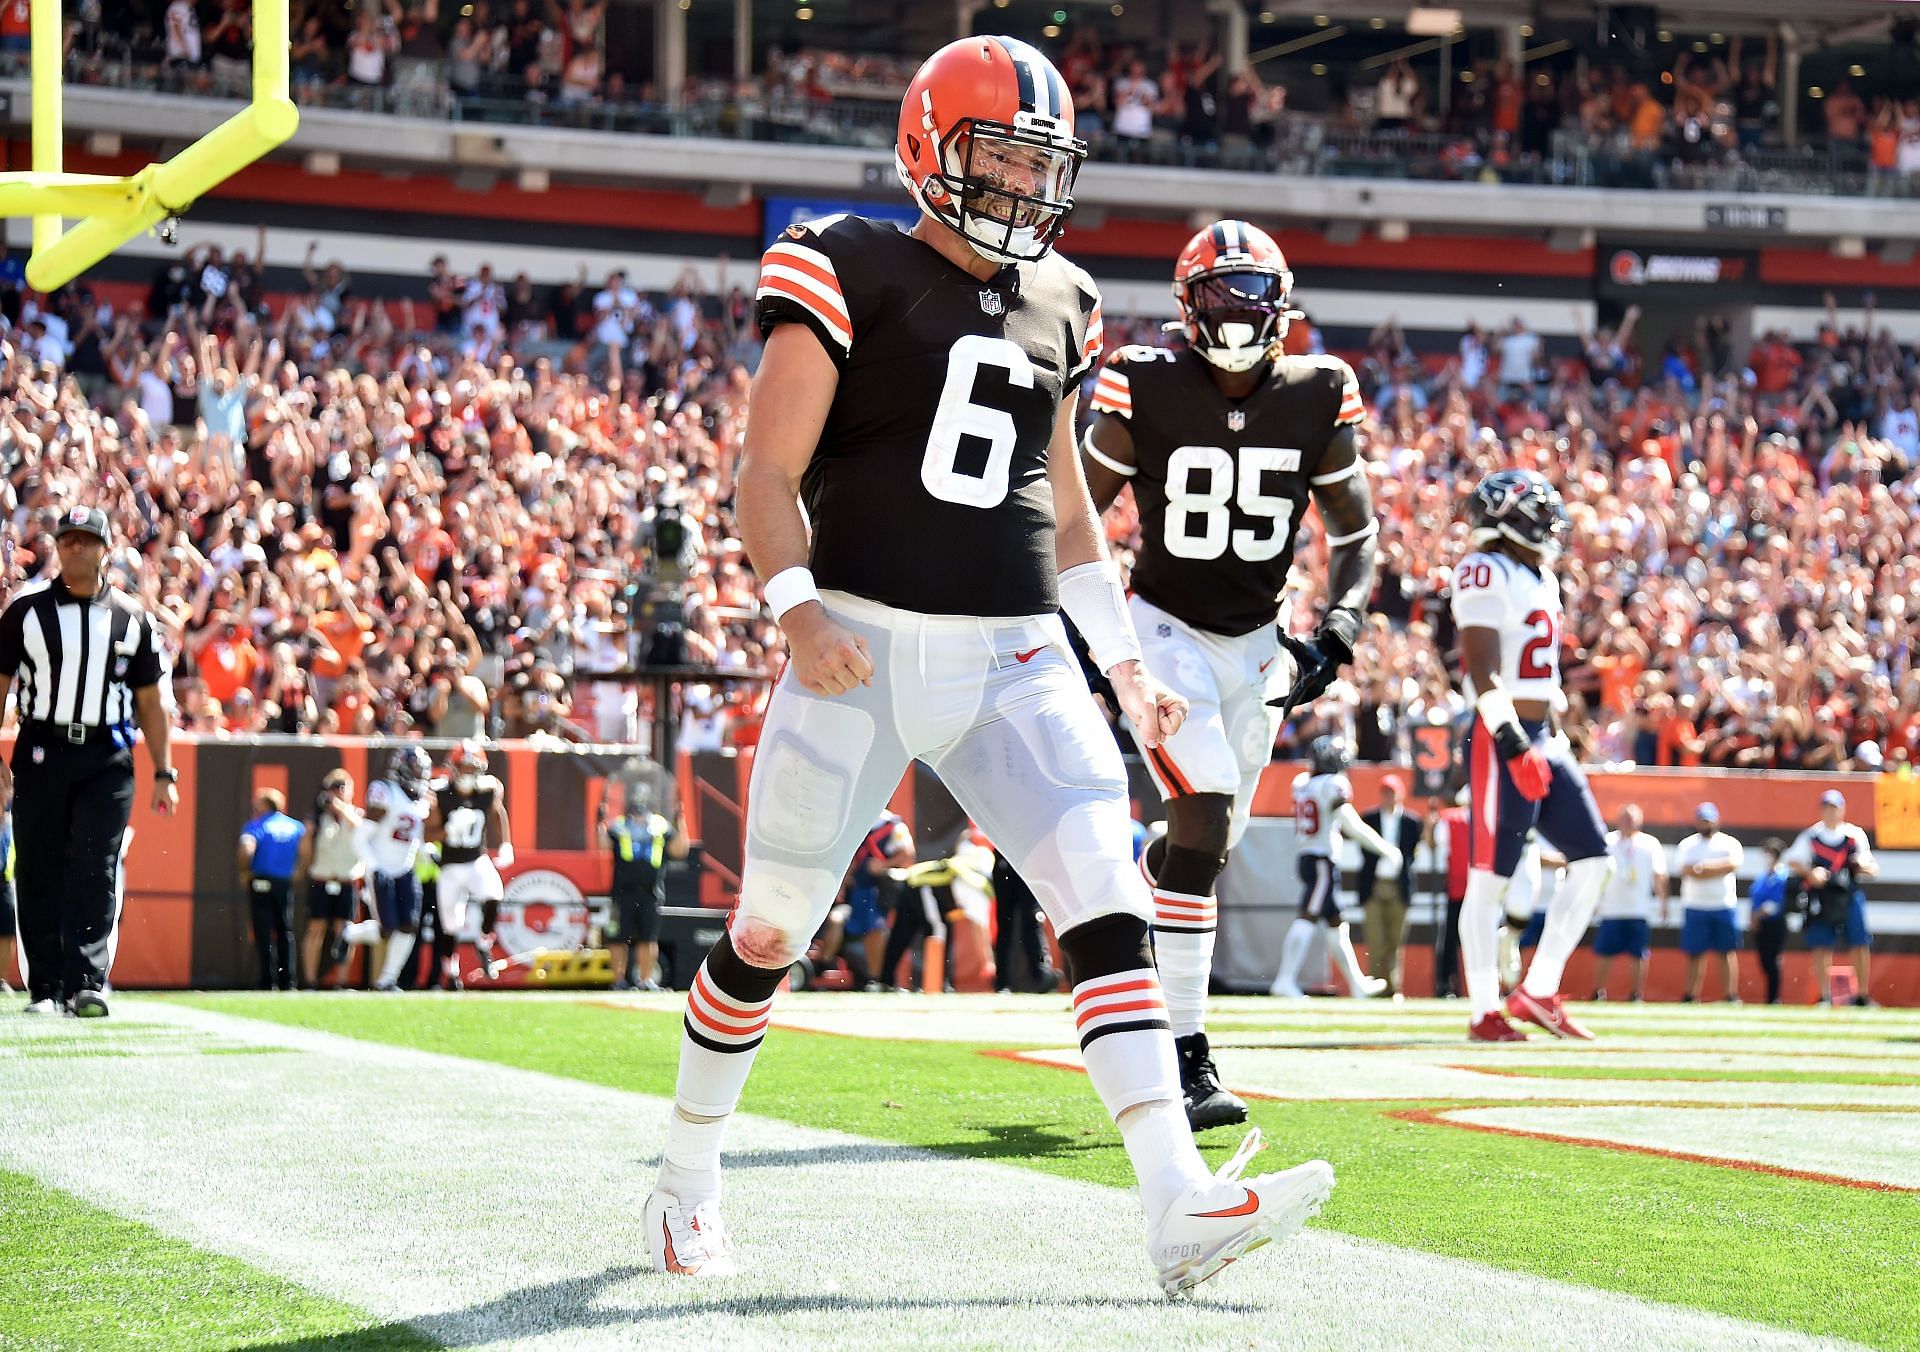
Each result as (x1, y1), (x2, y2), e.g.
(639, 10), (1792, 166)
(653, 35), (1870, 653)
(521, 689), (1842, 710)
(1785, 789), (1878, 1007)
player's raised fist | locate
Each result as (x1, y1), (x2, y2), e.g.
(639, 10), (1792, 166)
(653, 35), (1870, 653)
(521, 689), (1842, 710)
(783, 603), (874, 697)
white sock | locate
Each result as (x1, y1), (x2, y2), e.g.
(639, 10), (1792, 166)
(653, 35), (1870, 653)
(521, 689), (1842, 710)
(1523, 856), (1611, 997)
(659, 941), (782, 1205)
(659, 1109), (729, 1206)
(1330, 922), (1375, 997)
(1461, 870), (1509, 1019)
(342, 918), (380, 947)
(1119, 1096), (1211, 1219)
(1151, 892), (1217, 1038)
(1272, 918), (1315, 992)
(376, 932), (415, 985)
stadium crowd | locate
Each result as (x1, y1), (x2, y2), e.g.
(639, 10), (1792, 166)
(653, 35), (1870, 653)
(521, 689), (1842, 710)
(0, 238), (1914, 773)
(0, 246), (777, 749)
(38, 8), (1920, 187)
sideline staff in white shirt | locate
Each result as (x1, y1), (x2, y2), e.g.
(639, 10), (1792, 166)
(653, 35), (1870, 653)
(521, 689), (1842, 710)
(1673, 802), (1743, 1003)
(1590, 805), (1666, 1002)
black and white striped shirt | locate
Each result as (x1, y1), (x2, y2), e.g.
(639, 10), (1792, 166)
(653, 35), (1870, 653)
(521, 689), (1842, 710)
(0, 578), (165, 748)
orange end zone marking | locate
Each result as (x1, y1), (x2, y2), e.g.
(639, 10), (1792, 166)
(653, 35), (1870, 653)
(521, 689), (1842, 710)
(1388, 1106), (1920, 1194)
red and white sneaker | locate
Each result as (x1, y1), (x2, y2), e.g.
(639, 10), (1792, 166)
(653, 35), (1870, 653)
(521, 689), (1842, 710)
(1467, 1012), (1528, 1042)
(1147, 1128), (1335, 1298)
(645, 1189), (737, 1277)
(1506, 988), (1595, 1040)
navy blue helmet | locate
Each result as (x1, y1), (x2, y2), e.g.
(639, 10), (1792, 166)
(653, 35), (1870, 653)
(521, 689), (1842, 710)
(1467, 469), (1568, 560)
(1309, 735), (1351, 776)
(388, 744), (432, 797)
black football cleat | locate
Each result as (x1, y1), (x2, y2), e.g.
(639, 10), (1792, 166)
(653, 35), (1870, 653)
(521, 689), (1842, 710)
(1177, 1031), (1248, 1131)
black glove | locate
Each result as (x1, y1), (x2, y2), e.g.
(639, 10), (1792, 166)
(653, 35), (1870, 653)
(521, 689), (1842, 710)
(1266, 608), (1360, 713)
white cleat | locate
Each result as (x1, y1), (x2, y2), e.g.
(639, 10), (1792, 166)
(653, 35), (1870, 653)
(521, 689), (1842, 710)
(1348, 976), (1389, 999)
(22, 998), (63, 1015)
(645, 1189), (737, 1277)
(1148, 1128), (1334, 1298)
(1267, 979), (1305, 998)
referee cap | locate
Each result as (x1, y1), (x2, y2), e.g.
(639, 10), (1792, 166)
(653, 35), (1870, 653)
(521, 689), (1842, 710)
(54, 505), (111, 544)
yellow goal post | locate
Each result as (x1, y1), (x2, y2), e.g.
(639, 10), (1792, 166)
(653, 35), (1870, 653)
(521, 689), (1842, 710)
(0, 0), (297, 292)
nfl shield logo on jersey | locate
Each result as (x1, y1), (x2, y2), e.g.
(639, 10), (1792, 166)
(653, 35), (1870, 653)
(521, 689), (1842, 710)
(1226, 409), (1247, 431)
(978, 289), (1005, 317)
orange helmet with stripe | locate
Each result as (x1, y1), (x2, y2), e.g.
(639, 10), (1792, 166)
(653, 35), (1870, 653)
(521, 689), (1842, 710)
(1174, 220), (1297, 373)
(896, 36), (1086, 264)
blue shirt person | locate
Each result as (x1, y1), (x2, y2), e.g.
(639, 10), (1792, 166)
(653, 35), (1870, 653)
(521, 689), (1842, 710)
(239, 791), (307, 880)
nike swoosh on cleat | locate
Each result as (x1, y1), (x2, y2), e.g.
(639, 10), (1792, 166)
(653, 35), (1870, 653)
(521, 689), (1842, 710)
(1014, 647), (1045, 663)
(1188, 1188), (1259, 1219)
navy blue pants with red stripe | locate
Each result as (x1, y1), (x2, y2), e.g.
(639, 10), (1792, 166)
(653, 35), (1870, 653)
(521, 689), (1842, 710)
(1464, 717), (1607, 877)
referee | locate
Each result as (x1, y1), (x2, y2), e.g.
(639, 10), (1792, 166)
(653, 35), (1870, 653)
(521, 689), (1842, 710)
(0, 506), (177, 1018)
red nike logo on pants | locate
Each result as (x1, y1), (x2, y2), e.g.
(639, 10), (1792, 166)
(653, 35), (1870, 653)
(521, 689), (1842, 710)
(1014, 647), (1044, 663)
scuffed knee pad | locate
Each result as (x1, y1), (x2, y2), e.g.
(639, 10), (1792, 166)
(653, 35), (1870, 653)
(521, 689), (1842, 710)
(733, 858), (842, 968)
(1057, 911), (1155, 991)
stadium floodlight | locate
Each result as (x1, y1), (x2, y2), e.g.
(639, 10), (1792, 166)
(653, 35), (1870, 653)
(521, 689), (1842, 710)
(0, 0), (298, 293)
(1406, 5), (1462, 36)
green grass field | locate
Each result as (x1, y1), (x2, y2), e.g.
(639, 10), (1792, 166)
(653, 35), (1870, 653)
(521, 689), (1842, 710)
(3, 993), (1917, 1350)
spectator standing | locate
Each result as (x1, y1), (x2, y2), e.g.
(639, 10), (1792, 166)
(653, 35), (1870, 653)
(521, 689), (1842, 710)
(598, 792), (687, 991)
(1785, 789), (1878, 1006)
(238, 789), (305, 990)
(1375, 60), (1419, 131)
(592, 269), (641, 359)
(1357, 776), (1422, 995)
(1747, 836), (1793, 1005)
(1496, 317), (1541, 394)
(1110, 59), (1158, 156)
(1674, 803), (1744, 1003)
(165, 0), (203, 72)
(1589, 805), (1666, 1002)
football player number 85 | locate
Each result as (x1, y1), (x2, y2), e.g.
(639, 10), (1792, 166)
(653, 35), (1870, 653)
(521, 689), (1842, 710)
(1165, 445), (1296, 561)
(921, 334), (1034, 509)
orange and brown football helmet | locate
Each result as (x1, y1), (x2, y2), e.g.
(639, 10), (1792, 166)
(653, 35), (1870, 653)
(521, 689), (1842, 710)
(895, 36), (1086, 264)
(1174, 220), (1298, 373)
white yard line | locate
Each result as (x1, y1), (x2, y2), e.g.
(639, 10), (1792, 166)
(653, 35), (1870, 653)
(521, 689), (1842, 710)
(0, 999), (1867, 1352)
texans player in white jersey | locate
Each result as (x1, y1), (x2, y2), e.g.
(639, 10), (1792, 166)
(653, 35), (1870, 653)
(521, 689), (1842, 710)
(338, 745), (435, 991)
(1268, 736), (1402, 998)
(646, 38), (1333, 1295)
(1450, 470), (1612, 1042)
(425, 740), (512, 990)
(1081, 220), (1381, 1128)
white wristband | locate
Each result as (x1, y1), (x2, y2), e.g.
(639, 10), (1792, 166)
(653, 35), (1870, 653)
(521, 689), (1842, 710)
(763, 566), (821, 623)
(1058, 560), (1142, 674)
(1474, 685), (1521, 736)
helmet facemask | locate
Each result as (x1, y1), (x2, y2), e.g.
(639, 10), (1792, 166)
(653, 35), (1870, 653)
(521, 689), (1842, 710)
(1181, 267), (1295, 373)
(915, 117), (1083, 264)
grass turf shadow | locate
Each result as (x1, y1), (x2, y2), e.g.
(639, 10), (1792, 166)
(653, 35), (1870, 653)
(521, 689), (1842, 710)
(246, 1264), (1259, 1348)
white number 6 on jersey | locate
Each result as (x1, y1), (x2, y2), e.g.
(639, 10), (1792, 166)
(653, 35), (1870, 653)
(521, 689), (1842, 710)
(921, 334), (1034, 509)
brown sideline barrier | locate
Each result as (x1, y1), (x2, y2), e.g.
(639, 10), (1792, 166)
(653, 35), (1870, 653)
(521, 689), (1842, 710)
(2, 732), (1902, 994)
